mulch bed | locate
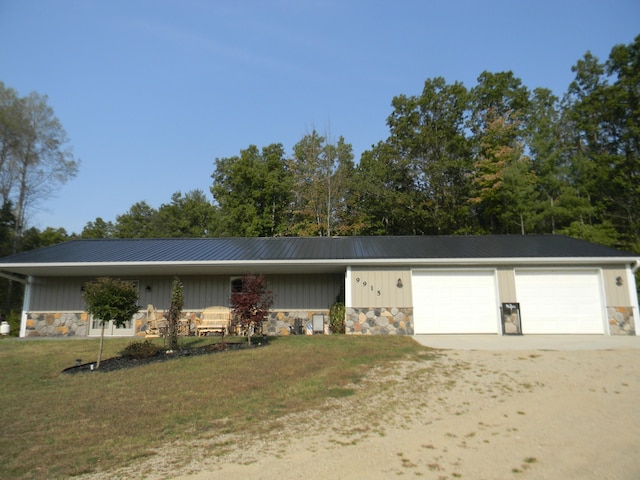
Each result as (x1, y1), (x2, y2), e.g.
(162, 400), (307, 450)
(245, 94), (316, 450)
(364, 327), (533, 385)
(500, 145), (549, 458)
(62, 340), (266, 374)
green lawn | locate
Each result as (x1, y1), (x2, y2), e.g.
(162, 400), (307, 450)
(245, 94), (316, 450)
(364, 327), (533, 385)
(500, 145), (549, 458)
(0, 335), (431, 479)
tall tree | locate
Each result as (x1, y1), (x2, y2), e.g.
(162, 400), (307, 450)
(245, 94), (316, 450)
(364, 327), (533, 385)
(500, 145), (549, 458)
(290, 131), (329, 236)
(114, 201), (159, 238)
(211, 144), (292, 237)
(358, 78), (472, 235)
(357, 141), (423, 235)
(81, 217), (116, 239)
(469, 71), (530, 137)
(327, 137), (361, 235)
(605, 35), (640, 250)
(468, 109), (537, 233)
(562, 36), (640, 250)
(0, 83), (79, 250)
(156, 190), (218, 238)
(526, 88), (592, 233)
(289, 131), (357, 236)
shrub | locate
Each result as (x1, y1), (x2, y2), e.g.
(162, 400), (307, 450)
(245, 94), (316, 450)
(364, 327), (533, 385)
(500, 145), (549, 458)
(329, 302), (346, 334)
(121, 340), (162, 359)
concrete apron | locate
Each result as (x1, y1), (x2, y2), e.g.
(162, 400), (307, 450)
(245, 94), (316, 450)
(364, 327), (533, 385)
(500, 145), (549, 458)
(413, 334), (640, 351)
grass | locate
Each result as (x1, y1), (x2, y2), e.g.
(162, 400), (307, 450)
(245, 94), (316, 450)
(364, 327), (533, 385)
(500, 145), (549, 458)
(0, 334), (430, 479)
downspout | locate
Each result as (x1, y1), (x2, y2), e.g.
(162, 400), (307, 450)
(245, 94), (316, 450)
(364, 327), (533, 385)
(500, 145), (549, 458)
(630, 260), (640, 337)
(19, 276), (32, 338)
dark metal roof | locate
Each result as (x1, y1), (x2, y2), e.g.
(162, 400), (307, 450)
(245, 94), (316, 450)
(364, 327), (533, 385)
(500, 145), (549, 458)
(0, 235), (636, 277)
(0, 235), (635, 262)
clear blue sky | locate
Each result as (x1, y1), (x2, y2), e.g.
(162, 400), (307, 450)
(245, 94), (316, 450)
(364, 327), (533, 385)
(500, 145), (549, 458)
(1, 0), (638, 235)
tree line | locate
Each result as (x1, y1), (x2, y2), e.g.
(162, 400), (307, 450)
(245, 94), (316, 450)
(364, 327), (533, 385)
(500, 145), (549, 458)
(1, 35), (639, 257)
(76, 35), (640, 254)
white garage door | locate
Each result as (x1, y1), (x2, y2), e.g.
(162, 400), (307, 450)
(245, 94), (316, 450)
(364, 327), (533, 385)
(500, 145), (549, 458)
(413, 270), (499, 334)
(515, 270), (605, 334)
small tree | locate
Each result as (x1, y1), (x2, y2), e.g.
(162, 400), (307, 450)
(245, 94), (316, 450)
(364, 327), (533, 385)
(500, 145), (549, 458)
(166, 276), (184, 350)
(230, 274), (273, 344)
(329, 301), (346, 334)
(82, 277), (139, 369)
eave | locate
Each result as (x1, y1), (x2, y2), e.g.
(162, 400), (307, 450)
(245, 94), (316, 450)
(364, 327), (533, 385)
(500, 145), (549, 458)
(1, 255), (638, 278)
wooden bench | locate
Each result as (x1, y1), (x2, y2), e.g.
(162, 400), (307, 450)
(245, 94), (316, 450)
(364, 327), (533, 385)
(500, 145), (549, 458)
(195, 306), (231, 336)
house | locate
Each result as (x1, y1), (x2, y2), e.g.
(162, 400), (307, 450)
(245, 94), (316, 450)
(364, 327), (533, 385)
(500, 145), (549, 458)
(0, 235), (638, 338)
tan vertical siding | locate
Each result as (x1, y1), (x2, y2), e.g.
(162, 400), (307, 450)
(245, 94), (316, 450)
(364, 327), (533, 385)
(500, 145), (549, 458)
(350, 267), (412, 308)
(602, 267), (630, 306)
(497, 268), (517, 303)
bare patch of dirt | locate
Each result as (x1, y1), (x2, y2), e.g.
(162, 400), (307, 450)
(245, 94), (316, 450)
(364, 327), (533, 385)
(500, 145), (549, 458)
(79, 348), (640, 480)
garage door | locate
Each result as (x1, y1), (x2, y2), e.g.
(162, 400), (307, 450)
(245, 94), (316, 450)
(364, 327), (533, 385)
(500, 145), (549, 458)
(413, 270), (499, 334)
(515, 270), (605, 334)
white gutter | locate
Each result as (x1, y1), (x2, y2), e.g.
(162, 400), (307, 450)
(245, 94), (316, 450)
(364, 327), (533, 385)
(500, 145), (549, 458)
(3, 256), (640, 269)
(631, 259), (640, 273)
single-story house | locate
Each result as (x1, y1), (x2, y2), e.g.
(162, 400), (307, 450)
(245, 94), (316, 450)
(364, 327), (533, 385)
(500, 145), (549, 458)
(0, 235), (638, 338)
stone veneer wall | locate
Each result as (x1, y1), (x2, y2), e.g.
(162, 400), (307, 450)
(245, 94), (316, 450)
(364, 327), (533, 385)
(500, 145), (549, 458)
(25, 312), (90, 337)
(24, 309), (331, 337)
(264, 310), (329, 336)
(607, 307), (636, 335)
(345, 307), (413, 335)
(25, 310), (182, 337)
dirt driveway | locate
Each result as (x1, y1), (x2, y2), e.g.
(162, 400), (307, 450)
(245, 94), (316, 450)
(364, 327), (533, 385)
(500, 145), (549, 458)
(89, 339), (640, 480)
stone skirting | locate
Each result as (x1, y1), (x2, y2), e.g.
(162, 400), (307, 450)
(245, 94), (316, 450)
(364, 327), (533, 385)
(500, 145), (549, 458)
(25, 312), (89, 337)
(607, 307), (636, 335)
(24, 309), (331, 337)
(345, 307), (413, 335)
(25, 309), (190, 337)
(264, 310), (329, 335)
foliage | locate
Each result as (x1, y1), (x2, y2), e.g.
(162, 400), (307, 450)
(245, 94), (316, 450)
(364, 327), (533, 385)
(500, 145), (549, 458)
(329, 301), (346, 334)
(114, 201), (159, 238)
(166, 276), (184, 350)
(2, 35), (639, 256)
(289, 130), (358, 236)
(120, 339), (162, 359)
(230, 274), (273, 342)
(81, 217), (116, 238)
(82, 277), (139, 368)
(0, 82), (79, 248)
(211, 144), (292, 236)
(156, 190), (219, 237)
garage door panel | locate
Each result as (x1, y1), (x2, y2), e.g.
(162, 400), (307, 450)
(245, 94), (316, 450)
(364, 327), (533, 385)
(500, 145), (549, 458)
(515, 270), (604, 334)
(413, 271), (499, 334)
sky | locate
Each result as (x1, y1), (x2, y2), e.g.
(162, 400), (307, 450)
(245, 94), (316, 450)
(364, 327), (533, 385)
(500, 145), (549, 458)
(1, 0), (638, 235)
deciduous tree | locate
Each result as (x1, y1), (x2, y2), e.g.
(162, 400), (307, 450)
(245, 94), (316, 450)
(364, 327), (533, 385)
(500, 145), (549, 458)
(82, 277), (139, 369)
(211, 144), (292, 236)
(0, 82), (79, 250)
(114, 201), (159, 238)
(230, 274), (273, 344)
(157, 190), (218, 238)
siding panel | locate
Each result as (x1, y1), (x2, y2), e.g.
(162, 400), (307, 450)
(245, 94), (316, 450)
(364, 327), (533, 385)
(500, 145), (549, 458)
(602, 267), (630, 306)
(350, 267), (412, 308)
